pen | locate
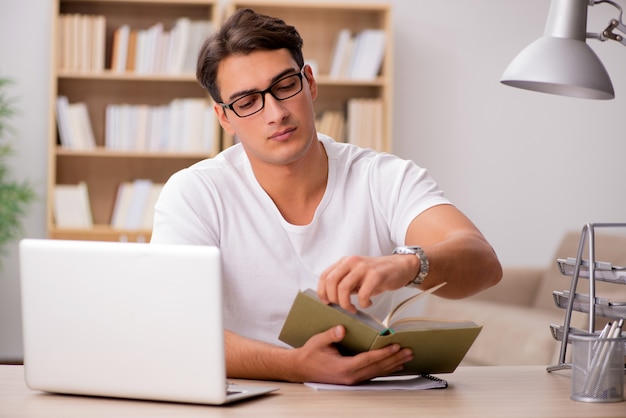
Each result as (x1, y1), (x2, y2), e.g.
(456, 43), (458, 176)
(582, 320), (623, 397)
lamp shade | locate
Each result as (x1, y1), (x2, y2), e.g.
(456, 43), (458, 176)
(500, 0), (615, 99)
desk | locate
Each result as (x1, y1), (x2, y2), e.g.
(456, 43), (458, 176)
(1, 365), (624, 417)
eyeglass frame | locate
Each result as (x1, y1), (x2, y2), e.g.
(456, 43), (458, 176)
(218, 67), (306, 118)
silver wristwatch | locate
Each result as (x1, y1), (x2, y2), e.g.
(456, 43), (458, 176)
(392, 246), (429, 286)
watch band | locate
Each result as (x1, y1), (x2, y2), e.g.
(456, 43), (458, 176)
(392, 246), (429, 286)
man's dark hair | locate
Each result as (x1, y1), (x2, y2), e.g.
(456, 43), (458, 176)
(196, 8), (304, 103)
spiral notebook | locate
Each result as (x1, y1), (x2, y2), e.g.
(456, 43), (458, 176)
(304, 374), (447, 391)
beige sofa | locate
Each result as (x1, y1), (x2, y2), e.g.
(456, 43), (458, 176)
(423, 230), (626, 366)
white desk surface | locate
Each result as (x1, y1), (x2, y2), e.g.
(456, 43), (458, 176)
(1, 365), (625, 417)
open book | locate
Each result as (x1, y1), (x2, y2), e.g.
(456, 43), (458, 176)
(278, 283), (481, 375)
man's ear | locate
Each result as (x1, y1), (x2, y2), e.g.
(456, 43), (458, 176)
(303, 64), (318, 101)
(213, 102), (235, 136)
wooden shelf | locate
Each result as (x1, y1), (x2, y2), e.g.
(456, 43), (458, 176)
(58, 70), (199, 82)
(48, 0), (394, 242)
(55, 146), (212, 159)
(50, 225), (152, 243)
(49, 0), (219, 241)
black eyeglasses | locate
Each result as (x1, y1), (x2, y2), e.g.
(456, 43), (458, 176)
(219, 68), (305, 118)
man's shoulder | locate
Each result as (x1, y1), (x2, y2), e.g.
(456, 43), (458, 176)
(185, 144), (244, 171)
(320, 134), (408, 174)
(165, 144), (246, 188)
(319, 133), (385, 162)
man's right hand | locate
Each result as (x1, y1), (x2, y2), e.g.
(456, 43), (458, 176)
(289, 325), (413, 385)
(225, 326), (412, 385)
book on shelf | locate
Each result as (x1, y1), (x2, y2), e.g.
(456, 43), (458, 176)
(55, 96), (73, 148)
(109, 19), (214, 75)
(126, 29), (138, 72)
(53, 182), (94, 229)
(346, 98), (383, 150)
(105, 98), (216, 153)
(329, 28), (352, 79)
(111, 24), (130, 73)
(328, 28), (386, 80)
(57, 14), (106, 72)
(316, 110), (346, 142)
(56, 97), (96, 150)
(348, 29), (386, 80)
(110, 180), (164, 230)
(278, 284), (482, 376)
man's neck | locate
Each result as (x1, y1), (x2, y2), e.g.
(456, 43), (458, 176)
(251, 141), (328, 225)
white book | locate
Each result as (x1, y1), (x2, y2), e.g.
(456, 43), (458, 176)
(70, 14), (80, 71)
(92, 15), (106, 72)
(104, 104), (118, 150)
(182, 21), (213, 74)
(67, 104), (86, 150)
(73, 102), (96, 150)
(57, 15), (67, 71)
(110, 182), (133, 229)
(146, 105), (168, 152)
(133, 105), (149, 151)
(141, 183), (164, 230)
(329, 29), (351, 79)
(348, 29), (386, 80)
(143, 22), (163, 74)
(111, 24), (130, 72)
(181, 98), (207, 152)
(167, 99), (184, 151)
(124, 179), (153, 229)
(370, 98), (383, 151)
(118, 104), (134, 151)
(79, 14), (91, 72)
(168, 17), (191, 74)
(347, 98), (366, 147)
(134, 28), (148, 74)
(53, 182), (93, 228)
(154, 31), (170, 74)
(55, 96), (73, 148)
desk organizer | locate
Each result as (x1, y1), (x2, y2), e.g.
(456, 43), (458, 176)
(570, 334), (625, 403)
(547, 223), (626, 372)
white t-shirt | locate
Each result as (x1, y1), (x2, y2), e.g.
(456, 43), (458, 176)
(151, 134), (450, 345)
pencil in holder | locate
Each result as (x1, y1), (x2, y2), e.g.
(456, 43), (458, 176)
(570, 333), (625, 403)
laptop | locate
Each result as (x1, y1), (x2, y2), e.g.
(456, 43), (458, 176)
(19, 238), (278, 404)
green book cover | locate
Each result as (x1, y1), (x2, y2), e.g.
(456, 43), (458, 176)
(278, 288), (482, 375)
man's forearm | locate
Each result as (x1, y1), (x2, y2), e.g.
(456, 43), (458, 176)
(421, 231), (502, 299)
(225, 330), (301, 382)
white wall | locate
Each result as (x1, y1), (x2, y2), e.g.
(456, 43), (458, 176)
(0, 0), (51, 360)
(1, 0), (625, 360)
(391, 1), (626, 269)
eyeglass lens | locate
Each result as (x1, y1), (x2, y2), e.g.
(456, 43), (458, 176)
(230, 73), (303, 117)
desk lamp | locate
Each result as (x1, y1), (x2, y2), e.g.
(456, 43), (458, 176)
(500, 0), (626, 99)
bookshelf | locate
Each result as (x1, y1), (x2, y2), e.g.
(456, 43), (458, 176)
(225, 1), (393, 152)
(48, 0), (220, 242)
(48, 0), (394, 242)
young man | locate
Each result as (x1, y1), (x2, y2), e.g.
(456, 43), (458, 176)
(151, 8), (502, 385)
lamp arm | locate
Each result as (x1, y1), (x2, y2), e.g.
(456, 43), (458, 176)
(588, 0), (626, 46)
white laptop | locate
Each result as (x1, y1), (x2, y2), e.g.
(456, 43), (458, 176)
(19, 238), (278, 405)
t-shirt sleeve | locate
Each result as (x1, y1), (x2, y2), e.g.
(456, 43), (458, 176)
(150, 168), (220, 246)
(368, 154), (451, 245)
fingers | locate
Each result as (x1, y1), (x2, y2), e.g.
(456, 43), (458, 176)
(345, 345), (413, 384)
(318, 256), (369, 313)
(316, 325), (345, 345)
(318, 257), (356, 311)
(299, 326), (413, 385)
(317, 258), (341, 303)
